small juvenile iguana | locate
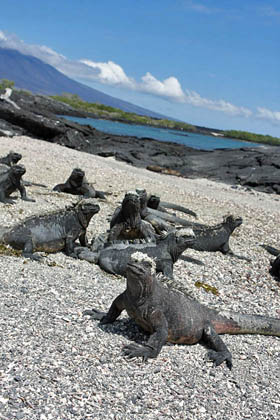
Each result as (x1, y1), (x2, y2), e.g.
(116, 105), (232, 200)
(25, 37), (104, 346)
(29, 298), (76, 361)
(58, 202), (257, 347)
(86, 252), (280, 369)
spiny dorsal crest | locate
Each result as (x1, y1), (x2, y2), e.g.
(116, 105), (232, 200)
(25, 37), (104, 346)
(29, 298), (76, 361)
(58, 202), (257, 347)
(131, 251), (157, 275)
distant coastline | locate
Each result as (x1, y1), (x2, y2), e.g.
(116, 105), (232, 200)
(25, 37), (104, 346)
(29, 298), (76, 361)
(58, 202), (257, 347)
(50, 94), (280, 147)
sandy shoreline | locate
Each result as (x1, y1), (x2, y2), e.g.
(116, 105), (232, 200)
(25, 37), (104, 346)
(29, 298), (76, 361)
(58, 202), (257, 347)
(0, 135), (279, 419)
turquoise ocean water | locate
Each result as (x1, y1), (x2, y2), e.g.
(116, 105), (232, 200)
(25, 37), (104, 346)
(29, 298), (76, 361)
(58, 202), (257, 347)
(65, 116), (261, 151)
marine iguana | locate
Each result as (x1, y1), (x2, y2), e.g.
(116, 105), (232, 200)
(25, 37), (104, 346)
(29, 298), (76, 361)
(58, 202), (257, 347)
(147, 193), (197, 218)
(0, 199), (100, 260)
(53, 168), (106, 199)
(0, 165), (35, 204)
(136, 188), (200, 232)
(260, 244), (280, 280)
(189, 215), (249, 258)
(86, 252), (280, 369)
(0, 151), (47, 188)
(77, 228), (195, 278)
(109, 190), (156, 242)
(0, 151), (22, 166)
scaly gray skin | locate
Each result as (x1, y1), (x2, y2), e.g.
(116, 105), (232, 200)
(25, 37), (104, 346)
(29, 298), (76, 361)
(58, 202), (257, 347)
(109, 191), (156, 243)
(79, 228), (195, 278)
(0, 151), (22, 166)
(0, 200), (100, 260)
(147, 193), (197, 218)
(0, 151), (47, 189)
(136, 188), (172, 234)
(136, 188), (200, 232)
(260, 245), (280, 280)
(0, 165), (35, 204)
(53, 168), (106, 199)
(86, 254), (280, 369)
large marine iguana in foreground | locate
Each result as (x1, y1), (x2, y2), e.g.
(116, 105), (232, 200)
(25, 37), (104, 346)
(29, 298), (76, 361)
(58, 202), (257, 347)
(77, 228), (195, 278)
(0, 165), (35, 204)
(53, 168), (107, 199)
(0, 199), (100, 260)
(86, 253), (280, 369)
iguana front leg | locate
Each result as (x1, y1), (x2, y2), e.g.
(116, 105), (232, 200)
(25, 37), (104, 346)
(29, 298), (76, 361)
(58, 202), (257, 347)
(108, 223), (124, 242)
(22, 237), (42, 261)
(19, 184), (35, 202)
(79, 230), (88, 247)
(65, 233), (77, 256)
(123, 309), (168, 360)
(0, 190), (15, 204)
(221, 242), (251, 262)
(83, 293), (126, 322)
(201, 323), (232, 370)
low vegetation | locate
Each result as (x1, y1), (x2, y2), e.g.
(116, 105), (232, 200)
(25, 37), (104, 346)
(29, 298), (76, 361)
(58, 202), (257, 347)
(0, 79), (15, 90)
(50, 93), (197, 132)
(223, 130), (280, 146)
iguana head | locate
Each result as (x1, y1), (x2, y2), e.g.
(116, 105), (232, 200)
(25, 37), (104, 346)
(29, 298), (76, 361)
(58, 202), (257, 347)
(174, 228), (196, 245)
(8, 151), (22, 165)
(223, 215), (243, 230)
(77, 199), (100, 227)
(135, 188), (148, 209)
(169, 228), (196, 261)
(122, 191), (141, 226)
(126, 252), (156, 299)
(70, 168), (85, 185)
(147, 194), (160, 210)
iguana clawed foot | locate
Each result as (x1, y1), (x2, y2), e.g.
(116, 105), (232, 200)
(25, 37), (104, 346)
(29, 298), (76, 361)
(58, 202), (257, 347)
(83, 308), (108, 322)
(123, 343), (156, 361)
(22, 252), (42, 262)
(208, 350), (233, 370)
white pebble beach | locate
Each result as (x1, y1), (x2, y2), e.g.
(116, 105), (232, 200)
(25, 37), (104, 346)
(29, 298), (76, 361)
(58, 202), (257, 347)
(0, 135), (279, 420)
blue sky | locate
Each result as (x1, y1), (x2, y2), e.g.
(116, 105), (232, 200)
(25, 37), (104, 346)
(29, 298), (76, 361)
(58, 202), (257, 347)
(0, 0), (279, 136)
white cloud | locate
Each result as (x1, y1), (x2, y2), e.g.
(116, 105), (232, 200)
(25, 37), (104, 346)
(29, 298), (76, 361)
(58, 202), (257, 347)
(0, 30), (7, 41)
(140, 72), (185, 101)
(256, 107), (280, 123)
(184, 90), (252, 117)
(0, 29), (260, 121)
(80, 59), (134, 87)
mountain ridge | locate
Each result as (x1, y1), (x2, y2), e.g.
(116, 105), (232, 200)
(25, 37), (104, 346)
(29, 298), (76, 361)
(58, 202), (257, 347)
(0, 47), (170, 119)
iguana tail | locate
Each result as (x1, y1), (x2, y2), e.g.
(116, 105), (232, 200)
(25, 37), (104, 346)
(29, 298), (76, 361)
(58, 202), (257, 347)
(260, 244), (280, 256)
(160, 201), (197, 218)
(213, 311), (280, 337)
(148, 208), (202, 227)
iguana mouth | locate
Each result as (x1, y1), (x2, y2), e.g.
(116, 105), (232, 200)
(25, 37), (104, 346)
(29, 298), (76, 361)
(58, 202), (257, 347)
(81, 203), (100, 215)
(235, 217), (243, 227)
